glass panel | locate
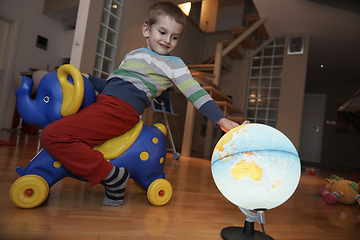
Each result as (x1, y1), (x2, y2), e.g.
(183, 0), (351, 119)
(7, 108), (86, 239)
(104, 44), (115, 59)
(272, 78), (281, 87)
(103, 0), (111, 9)
(257, 110), (267, 119)
(93, 69), (100, 77)
(248, 99), (256, 108)
(101, 10), (109, 25)
(270, 88), (280, 98)
(250, 78), (259, 88)
(102, 58), (113, 73)
(260, 78), (270, 87)
(268, 120), (277, 128)
(274, 46), (284, 55)
(99, 25), (107, 40)
(249, 89), (258, 98)
(94, 55), (102, 70)
(264, 47), (273, 56)
(251, 68), (260, 77)
(259, 88), (269, 98)
(269, 99), (279, 108)
(257, 119), (266, 124)
(96, 40), (105, 55)
(258, 99), (268, 108)
(101, 72), (109, 79)
(262, 58), (272, 66)
(268, 110), (278, 119)
(252, 58), (261, 67)
(109, 14), (119, 30)
(110, 2), (122, 16)
(273, 57), (283, 66)
(272, 67), (282, 77)
(261, 68), (271, 77)
(106, 29), (117, 45)
(247, 109), (255, 118)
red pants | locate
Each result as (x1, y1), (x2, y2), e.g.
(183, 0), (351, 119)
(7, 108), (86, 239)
(41, 94), (139, 185)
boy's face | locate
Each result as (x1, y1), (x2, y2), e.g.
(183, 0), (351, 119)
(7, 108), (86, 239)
(142, 15), (184, 55)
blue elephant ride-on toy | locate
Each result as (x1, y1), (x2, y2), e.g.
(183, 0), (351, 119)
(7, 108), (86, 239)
(10, 64), (172, 208)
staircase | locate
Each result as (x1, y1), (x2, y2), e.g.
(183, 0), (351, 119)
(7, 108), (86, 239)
(181, 14), (270, 159)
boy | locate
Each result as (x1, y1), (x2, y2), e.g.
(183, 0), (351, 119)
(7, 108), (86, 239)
(41, 2), (239, 207)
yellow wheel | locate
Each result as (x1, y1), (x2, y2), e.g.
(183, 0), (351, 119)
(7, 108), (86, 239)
(134, 181), (147, 194)
(147, 179), (172, 206)
(9, 175), (49, 209)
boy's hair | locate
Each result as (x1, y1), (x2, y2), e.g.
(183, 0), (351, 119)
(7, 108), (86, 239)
(146, 2), (186, 28)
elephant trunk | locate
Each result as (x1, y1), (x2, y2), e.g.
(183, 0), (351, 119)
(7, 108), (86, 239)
(15, 76), (48, 127)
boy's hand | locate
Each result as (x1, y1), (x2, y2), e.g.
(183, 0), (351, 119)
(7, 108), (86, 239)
(82, 73), (89, 79)
(217, 118), (240, 132)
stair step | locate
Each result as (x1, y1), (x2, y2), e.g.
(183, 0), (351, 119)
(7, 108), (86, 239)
(244, 14), (269, 39)
(216, 40), (243, 59)
(202, 86), (231, 102)
(188, 62), (231, 72)
(191, 71), (220, 90)
(188, 64), (214, 71)
(190, 70), (215, 79)
(215, 101), (244, 115)
(229, 27), (257, 49)
(227, 116), (246, 124)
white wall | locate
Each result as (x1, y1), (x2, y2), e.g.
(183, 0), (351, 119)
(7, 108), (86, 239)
(69, 0), (103, 73)
(277, 33), (309, 149)
(114, 0), (156, 68)
(0, 0), (70, 129)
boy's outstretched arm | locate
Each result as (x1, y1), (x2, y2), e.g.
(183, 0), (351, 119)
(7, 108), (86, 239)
(217, 118), (240, 132)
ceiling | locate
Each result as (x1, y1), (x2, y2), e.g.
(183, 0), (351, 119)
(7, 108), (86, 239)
(252, 0), (360, 75)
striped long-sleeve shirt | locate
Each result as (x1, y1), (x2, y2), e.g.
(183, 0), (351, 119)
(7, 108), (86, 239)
(89, 47), (225, 125)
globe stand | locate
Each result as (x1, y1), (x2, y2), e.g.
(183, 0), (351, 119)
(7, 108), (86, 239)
(221, 220), (274, 240)
(220, 208), (274, 240)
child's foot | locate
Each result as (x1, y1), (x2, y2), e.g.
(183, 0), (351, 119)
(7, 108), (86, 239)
(102, 166), (130, 206)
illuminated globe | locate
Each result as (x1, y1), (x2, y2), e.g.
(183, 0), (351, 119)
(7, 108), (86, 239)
(211, 123), (301, 210)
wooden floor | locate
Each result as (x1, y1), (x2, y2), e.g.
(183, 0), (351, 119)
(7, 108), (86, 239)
(0, 129), (359, 240)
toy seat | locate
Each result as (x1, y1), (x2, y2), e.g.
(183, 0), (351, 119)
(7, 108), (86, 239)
(93, 120), (143, 160)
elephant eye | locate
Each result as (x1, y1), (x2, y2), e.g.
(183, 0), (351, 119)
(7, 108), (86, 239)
(43, 96), (50, 103)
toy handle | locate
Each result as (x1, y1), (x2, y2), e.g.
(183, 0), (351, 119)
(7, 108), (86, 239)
(57, 64), (84, 117)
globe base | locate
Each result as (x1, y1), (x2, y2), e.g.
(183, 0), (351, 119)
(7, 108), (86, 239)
(221, 221), (274, 240)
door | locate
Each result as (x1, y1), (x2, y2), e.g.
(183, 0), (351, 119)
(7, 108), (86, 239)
(299, 94), (326, 163)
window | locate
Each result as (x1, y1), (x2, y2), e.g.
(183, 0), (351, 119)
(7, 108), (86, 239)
(245, 37), (285, 128)
(93, 0), (123, 79)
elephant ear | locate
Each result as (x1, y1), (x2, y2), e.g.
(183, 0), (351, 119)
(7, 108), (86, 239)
(57, 64), (84, 117)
